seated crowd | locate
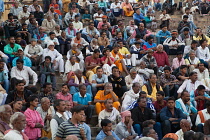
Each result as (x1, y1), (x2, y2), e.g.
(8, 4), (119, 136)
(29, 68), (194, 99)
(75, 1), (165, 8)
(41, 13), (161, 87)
(0, 0), (210, 140)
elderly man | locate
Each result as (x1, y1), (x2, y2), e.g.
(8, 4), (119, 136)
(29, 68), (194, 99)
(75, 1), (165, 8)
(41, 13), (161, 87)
(153, 44), (170, 68)
(125, 68), (143, 89)
(82, 22), (100, 42)
(175, 119), (191, 140)
(33, 26), (47, 48)
(194, 63), (210, 88)
(185, 50), (200, 73)
(94, 82), (120, 115)
(36, 97), (55, 138)
(98, 99), (121, 128)
(42, 41), (64, 76)
(3, 112), (27, 140)
(11, 59), (38, 87)
(24, 38), (43, 68)
(122, 82), (141, 111)
(0, 105), (13, 139)
(41, 15), (56, 33)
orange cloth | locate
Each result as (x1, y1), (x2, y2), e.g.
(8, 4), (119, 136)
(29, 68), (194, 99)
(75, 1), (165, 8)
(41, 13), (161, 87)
(94, 90), (120, 114)
(121, 2), (134, 16)
(111, 50), (124, 72)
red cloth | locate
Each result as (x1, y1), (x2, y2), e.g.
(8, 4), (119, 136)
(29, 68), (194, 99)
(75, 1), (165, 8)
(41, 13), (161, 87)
(85, 56), (101, 70)
(101, 56), (115, 66)
(153, 51), (169, 67)
(153, 100), (167, 113)
(194, 90), (205, 111)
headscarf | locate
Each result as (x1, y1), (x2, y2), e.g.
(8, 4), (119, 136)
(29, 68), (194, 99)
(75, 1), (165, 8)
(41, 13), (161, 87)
(120, 110), (131, 123)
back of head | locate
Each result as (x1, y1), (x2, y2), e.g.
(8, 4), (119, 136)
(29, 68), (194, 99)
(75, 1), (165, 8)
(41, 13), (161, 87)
(184, 131), (195, 140)
(193, 132), (204, 140)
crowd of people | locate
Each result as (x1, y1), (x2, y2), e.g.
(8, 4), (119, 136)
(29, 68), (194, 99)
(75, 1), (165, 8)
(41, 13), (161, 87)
(0, 0), (210, 139)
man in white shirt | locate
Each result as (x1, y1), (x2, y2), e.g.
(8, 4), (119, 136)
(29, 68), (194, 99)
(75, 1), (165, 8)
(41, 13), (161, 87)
(177, 71), (209, 98)
(18, 6), (30, 24)
(64, 56), (80, 81)
(93, 8), (103, 27)
(125, 68), (143, 89)
(24, 38), (43, 68)
(11, 59), (38, 86)
(44, 32), (60, 50)
(64, 9), (77, 26)
(195, 100), (210, 132)
(175, 119), (191, 140)
(9, 2), (22, 19)
(3, 112), (28, 140)
(50, 99), (68, 140)
(197, 40), (210, 64)
(72, 15), (83, 31)
(110, 0), (123, 18)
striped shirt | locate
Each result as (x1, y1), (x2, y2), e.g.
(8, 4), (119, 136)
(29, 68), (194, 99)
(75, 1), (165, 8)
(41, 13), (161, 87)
(56, 120), (85, 139)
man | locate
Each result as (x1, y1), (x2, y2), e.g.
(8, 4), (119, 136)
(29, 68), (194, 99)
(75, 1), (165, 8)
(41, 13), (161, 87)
(24, 38), (43, 68)
(33, 26), (47, 47)
(72, 15), (83, 31)
(122, 82), (141, 111)
(85, 49), (101, 82)
(132, 97), (161, 137)
(50, 99), (68, 140)
(56, 84), (73, 107)
(137, 61), (154, 83)
(175, 91), (197, 125)
(185, 50), (200, 73)
(36, 97), (55, 138)
(28, 0), (43, 13)
(108, 66), (127, 98)
(55, 105), (86, 140)
(11, 59), (38, 87)
(4, 37), (22, 63)
(177, 72), (209, 98)
(156, 25), (171, 44)
(12, 48), (32, 67)
(93, 8), (104, 27)
(159, 9), (171, 29)
(82, 22), (100, 42)
(160, 66), (179, 98)
(42, 41), (64, 76)
(142, 74), (163, 101)
(190, 85), (210, 111)
(96, 119), (120, 140)
(153, 91), (167, 114)
(71, 32), (89, 54)
(73, 84), (94, 124)
(68, 69), (92, 95)
(97, 15), (110, 30)
(92, 67), (108, 97)
(118, 40), (131, 67)
(132, 23), (151, 40)
(130, 41), (145, 67)
(9, 2), (22, 19)
(197, 40), (210, 66)
(140, 49), (158, 76)
(0, 60), (9, 93)
(163, 31), (185, 55)
(153, 44), (170, 68)
(3, 112), (27, 140)
(194, 63), (210, 88)
(34, 5), (44, 26)
(98, 99), (121, 128)
(0, 105), (12, 139)
(160, 97), (186, 136)
(178, 28), (192, 49)
(94, 82), (120, 115)
(64, 9), (77, 26)
(44, 32), (60, 51)
(195, 100), (210, 132)
(177, 15), (191, 34)
(141, 127), (158, 140)
(18, 6), (30, 24)
(133, 8), (145, 26)
(125, 68), (143, 89)
(4, 13), (21, 39)
(5, 80), (32, 106)
(172, 52), (186, 70)
(64, 56), (80, 81)
(193, 28), (210, 45)
(42, 15), (56, 33)
(175, 119), (191, 140)
(39, 82), (54, 101)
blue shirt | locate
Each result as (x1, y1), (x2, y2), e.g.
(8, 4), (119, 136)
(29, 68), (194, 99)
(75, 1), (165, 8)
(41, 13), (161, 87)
(12, 56), (32, 67)
(175, 99), (197, 116)
(96, 130), (120, 140)
(81, 123), (91, 140)
(190, 90), (210, 106)
(143, 42), (157, 49)
(0, 0), (4, 12)
(33, 33), (47, 41)
(0, 70), (8, 82)
(156, 30), (171, 42)
(73, 92), (92, 105)
(133, 13), (145, 22)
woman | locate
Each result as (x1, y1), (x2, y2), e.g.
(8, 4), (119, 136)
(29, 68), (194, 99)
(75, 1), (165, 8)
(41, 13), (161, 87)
(24, 95), (44, 140)
(12, 99), (23, 113)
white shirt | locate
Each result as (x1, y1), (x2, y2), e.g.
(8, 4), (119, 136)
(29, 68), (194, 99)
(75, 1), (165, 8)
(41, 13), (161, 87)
(197, 46), (210, 61)
(44, 37), (60, 45)
(10, 7), (22, 16)
(175, 129), (184, 140)
(11, 66), (38, 86)
(64, 12), (77, 21)
(65, 60), (80, 74)
(93, 13), (103, 21)
(50, 112), (68, 140)
(159, 14), (171, 21)
(110, 3), (122, 9)
(193, 69), (209, 81)
(4, 130), (24, 140)
(196, 109), (210, 126)
(72, 21), (83, 31)
(28, 4), (43, 13)
(182, 14), (194, 22)
(24, 44), (43, 57)
(42, 48), (63, 62)
(18, 11), (30, 20)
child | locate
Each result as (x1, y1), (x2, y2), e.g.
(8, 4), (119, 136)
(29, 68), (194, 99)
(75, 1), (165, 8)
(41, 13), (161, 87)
(153, 91), (167, 114)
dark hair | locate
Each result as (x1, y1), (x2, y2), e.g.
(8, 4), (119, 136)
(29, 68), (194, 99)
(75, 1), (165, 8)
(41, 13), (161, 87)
(96, 67), (103, 71)
(23, 5), (28, 8)
(8, 13), (13, 18)
(43, 83), (52, 88)
(180, 65), (188, 70)
(71, 105), (85, 114)
(27, 95), (38, 107)
(78, 84), (86, 90)
(149, 74), (156, 79)
(183, 15), (188, 19)
(111, 66), (119, 71)
(162, 138), (174, 140)
(160, 24), (167, 29)
(157, 91), (165, 96)
(76, 32), (81, 35)
(184, 131), (194, 140)
(167, 97), (175, 102)
(54, 99), (64, 111)
(146, 35), (154, 41)
(93, 49), (100, 54)
(185, 7), (190, 11)
(197, 85), (205, 91)
(183, 27), (190, 32)
(181, 90), (189, 98)
(15, 79), (25, 86)
(49, 32), (55, 35)
(142, 120), (154, 128)
(177, 51), (183, 55)
(191, 40), (198, 44)
(33, 0), (37, 2)
(30, 86), (38, 94)
(199, 39), (207, 45)
(139, 91), (146, 96)
(206, 100), (210, 107)
(132, 82), (140, 88)
(142, 127), (153, 136)
(101, 119), (112, 127)
(62, 84), (69, 89)
(189, 71), (197, 77)
(164, 66), (171, 71)
(89, 22), (94, 25)
(45, 56), (51, 61)
(198, 62), (205, 67)
(102, 48), (110, 55)
(100, 31), (106, 36)
(16, 59), (24, 64)
(75, 15), (80, 18)
(137, 97), (146, 103)
(135, 34), (141, 39)
(22, 23), (27, 26)
(104, 99), (112, 105)
(193, 132), (204, 140)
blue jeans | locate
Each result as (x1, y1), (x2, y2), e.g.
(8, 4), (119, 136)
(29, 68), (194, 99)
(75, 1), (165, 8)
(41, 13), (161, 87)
(163, 84), (179, 99)
(133, 124), (141, 136)
(70, 85), (92, 96)
(94, 20), (99, 27)
(197, 123), (204, 133)
(189, 21), (197, 34)
(40, 74), (56, 88)
(164, 45), (185, 55)
(2, 79), (9, 93)
(155, 3), (162, 11)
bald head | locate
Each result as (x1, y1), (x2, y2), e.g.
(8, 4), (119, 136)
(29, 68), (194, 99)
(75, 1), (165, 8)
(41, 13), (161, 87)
(180, 119), (191, 131)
